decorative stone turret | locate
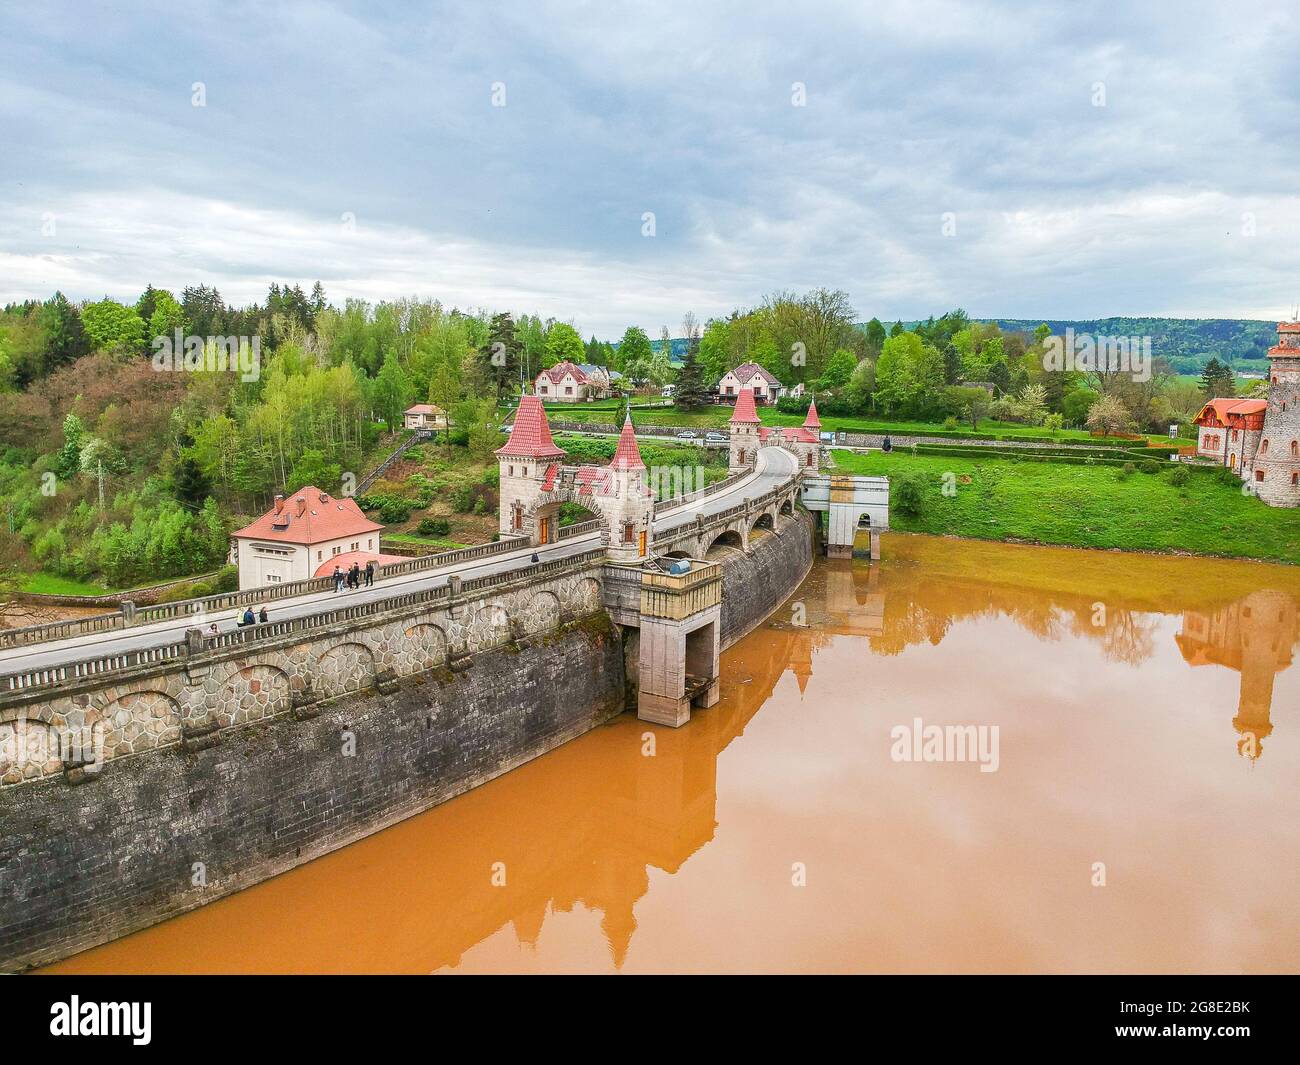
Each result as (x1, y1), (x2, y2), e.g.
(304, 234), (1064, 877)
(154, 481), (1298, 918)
(728, 385), (762, 473)
(1255, 321), (1300, 507)
(496, 398), (654, 558)
(497, 395), (568, 541)
(603, 416), (654, 563)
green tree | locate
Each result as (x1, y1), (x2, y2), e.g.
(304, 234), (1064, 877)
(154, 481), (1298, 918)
(674, 344), (709, 410)
(873, 333), (944, 416)
(371, 349), (414, 432)
(543, 322), (584, 369)
(817, 348), (858, 390)
(81, 299), (147, 355)
(863, 318), (887, 357)
(1200, 357), (1234, 399)
(616, 326), (655, 383)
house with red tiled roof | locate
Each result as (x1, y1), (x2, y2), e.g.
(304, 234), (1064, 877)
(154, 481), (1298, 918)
(1192, 398), (1266, 472)
(717, 362), (785, 405)
(1190, 321), (1300, 507)
(534, 361), (616, 402)
(403, 403), (447, 433)
(230, 487), (386, 590)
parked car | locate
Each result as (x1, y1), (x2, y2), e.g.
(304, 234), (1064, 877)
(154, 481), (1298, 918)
(704, 431), (728, 444)
(674, 429), (698, 440)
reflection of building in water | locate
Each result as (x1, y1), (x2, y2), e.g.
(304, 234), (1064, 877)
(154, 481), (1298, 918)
(1176, 590), (1298, 760)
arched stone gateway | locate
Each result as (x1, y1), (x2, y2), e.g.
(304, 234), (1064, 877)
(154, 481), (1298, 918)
(779, 498), (794, 516)
(523, 489), (608, 546)
(315, 642), (376, 698)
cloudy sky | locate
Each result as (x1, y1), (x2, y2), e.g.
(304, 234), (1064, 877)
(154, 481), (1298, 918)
(2, 0), (1298, 337)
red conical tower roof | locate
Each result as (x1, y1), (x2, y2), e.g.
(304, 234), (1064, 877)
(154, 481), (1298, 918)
(496, 395), (567, 459)
(730, 385), (760, 424)
(803, 395), (821, 430)
(610, 416), (645, 470)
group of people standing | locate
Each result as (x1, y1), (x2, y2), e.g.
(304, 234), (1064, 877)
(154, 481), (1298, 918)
(332, 560), (375, 592)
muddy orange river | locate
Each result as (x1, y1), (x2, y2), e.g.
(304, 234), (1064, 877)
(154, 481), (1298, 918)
(42, 535), (1300, 974)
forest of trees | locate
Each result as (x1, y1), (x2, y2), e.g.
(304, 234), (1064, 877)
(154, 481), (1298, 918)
(0, 282), (1268, 591)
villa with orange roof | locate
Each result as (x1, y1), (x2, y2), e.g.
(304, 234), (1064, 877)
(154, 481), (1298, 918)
(1191, 321), (1300, 506)
(230, 487), (398, 590)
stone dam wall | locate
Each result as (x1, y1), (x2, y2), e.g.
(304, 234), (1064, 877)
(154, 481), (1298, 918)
(0, 515), (814, 971)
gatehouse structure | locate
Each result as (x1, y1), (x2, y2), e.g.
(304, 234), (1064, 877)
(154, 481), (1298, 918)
(497, 396), (654, 562)
(728, 387), (823, 473)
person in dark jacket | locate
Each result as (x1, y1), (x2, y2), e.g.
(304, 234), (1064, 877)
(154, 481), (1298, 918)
(332, 566), (343, 592)
(258, 606), (269, 623)
(364, 561), (375, 587)
(238, 607), (255, 627)
(349, 562), (361, 589)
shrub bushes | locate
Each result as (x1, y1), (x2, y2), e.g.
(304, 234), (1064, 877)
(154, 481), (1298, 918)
(893, 472), (926, 516)
(1167, 465), (1190, 487)
(415, 517), (450, 537)
(1139, 460), (1161, 474)
(378, 500), (412, 523)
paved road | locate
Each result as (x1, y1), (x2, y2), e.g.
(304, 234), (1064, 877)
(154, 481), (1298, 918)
(0, 447), (799, 674)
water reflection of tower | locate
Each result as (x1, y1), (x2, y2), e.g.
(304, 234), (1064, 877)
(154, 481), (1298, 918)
(1175, 589), (1298, 760)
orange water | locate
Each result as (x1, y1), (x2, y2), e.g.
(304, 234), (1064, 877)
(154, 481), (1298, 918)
(43, 535), (1300, 973)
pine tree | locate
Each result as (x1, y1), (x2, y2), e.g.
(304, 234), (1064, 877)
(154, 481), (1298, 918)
(675, 344), (708, 411)
(1199, 357), (1234, 399)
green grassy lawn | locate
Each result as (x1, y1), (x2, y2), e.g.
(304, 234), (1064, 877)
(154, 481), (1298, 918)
(382, 534), (469, 550)
(832, 449), (1300, 564)
(541, 404), (1193, 446)
(20, 574), (115, 596)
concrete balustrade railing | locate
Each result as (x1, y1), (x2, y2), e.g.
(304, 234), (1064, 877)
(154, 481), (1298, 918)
(558, 519), (602, 540)
(0, 548), (608, 696)
(0, 534), (547, 652)
(653, 469), (749, 516)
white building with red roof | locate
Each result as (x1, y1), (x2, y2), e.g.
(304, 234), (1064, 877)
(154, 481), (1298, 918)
(717, 362), (785, 405)
(727, 387), (822, 473)
(534, 361), (615, 402)
(1192, 321), (1300, 506)
(403, 403), (447, 432)
(230, 487), (388, 590)
(497, 395), (653, 560)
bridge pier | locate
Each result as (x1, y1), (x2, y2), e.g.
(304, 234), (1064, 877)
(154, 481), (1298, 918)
(802, 473), (889, 561)
(636, 611), (720, 727)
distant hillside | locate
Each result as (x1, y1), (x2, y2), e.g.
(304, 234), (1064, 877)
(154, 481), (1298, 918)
(989, 318), (1277, 374)
(858, 317), (1281, 375)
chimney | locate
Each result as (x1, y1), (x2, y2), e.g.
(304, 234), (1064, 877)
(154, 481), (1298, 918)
(295, 496), (306, 517)
(319, 492), (329, 503)
(274, 494), (284, 514)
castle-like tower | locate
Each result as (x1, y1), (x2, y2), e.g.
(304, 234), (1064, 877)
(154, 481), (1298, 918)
(1256, 321), (1300, 507)
(727, 385), (762, 472)
(496, 395), (653, 560)
(727, 387), (822, 473)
